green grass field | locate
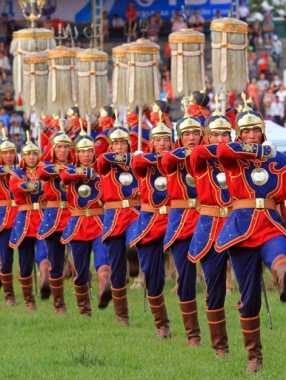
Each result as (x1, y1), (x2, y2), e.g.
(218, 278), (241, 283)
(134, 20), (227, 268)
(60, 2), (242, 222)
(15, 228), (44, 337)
(0, 264), (285, 380)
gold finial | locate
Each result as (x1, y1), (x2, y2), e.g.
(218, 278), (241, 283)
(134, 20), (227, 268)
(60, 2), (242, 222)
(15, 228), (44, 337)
(181, 100), (189, 118)
(241, 92), (252, 111)
(200, 87), (207, 94)
(162, 92), (169, 102)
(26, 130), (31, 143)
(79, 119), (87, 136)
(59, 119), (65, 134)
(114, 109), (122, 128)
(212, 94), (221, 116)
(2, 129), (7, 141)
(158, 110), (163, 123)
(18, 0), (45, 26)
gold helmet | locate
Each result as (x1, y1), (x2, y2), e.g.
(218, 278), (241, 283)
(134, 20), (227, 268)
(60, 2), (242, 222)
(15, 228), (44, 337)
(74, 120), (94, 152)
(177, 103), (202, 137)
(108, 109), (130, 145)
(150, 110), (172, 141)
(236, 92), (265, 136)
(205, 95), (232, 136)
(66, 106), (79, 119)
(0, 130), (16, 153)
(52, 119), (72, 147)
(152, 94), (171, 114)
(21, 131), (40, 156)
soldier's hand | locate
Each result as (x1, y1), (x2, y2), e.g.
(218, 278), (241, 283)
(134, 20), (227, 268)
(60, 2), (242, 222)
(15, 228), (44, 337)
(133, 150), (143, 156)
(262, 141), (277, 158)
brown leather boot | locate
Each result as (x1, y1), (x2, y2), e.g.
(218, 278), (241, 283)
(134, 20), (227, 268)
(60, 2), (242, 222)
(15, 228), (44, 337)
(39, 259), (51, 300)
(148, 293), (171, 339)
(97, 265), (112, 309)
(111, 286), (129, 326)
(19, 275), (36, 311)
(74, 283), (92, 316)
(180, 299), (201, 347)
(206, 308), (229, 357)
(1, 272), (16, 307)
(49, 276), (67, 315)
(271, 254), (286, 301)
(240, 315), (263, 373)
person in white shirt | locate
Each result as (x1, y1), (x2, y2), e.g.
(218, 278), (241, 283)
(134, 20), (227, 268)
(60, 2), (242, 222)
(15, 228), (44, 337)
(238, 0), (249, 22)
(270, 96), (284, 125)
(275, 84), (286, 102)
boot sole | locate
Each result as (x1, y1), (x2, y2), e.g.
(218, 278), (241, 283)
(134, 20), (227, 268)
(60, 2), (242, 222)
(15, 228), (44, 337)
(40, 283), (51, 300)
(280, 272), (286, 302)
(98, 288), (112, 309)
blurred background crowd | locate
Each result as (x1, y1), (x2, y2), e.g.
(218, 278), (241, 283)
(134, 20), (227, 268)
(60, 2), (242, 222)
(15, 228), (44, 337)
(1, 0), (286, 153)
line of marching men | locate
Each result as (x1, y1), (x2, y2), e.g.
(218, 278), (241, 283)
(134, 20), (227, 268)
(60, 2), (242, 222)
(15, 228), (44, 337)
(0, 90), (286, 374)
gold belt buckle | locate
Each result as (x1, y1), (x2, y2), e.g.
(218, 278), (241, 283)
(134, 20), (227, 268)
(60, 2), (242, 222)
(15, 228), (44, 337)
(59, 201), (65, 209)
(159, 206), (167, 214)
(33, 203), (40, 210)
(122, 200), (129, 208)
(255, 198), (265, 209)
(220, 207), (228, 217)
(188, 199), (196, 208)
(11, 200), (17, 207)
(84, 209), (91, 216)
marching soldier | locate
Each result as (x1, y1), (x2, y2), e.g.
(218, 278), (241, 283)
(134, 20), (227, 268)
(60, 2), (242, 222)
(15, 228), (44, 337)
(0, 133), (18, 306)
(97, 119), (140, 326)
(216, 101), (286, 373)
(60, 128), (112, 316)
(186, 103), (232, 356)
(159, 113), (203, 346)
(36, 125), (74, 315)
(9, 134), (48, 311)
(131, 113), (172, 339)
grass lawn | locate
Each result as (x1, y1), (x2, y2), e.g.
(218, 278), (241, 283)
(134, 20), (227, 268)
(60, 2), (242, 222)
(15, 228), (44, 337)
(0, 261), (285, 380)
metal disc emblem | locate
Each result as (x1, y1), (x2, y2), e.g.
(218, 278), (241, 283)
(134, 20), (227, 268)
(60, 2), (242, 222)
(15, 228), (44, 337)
(78, 184), (92, 198)
(60, 181), (66, 192)
(216, 173), (228, 189)
(154, 176), (167, 191)
(251, 168), (269, 186)
(119, 172), (133, 186)
(185, 174), (195, 187)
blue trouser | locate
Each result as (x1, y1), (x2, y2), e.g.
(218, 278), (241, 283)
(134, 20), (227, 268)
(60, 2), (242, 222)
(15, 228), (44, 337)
(104, 222), (135, 289)
(34, 239), (48, 268)
(0, 229), (14, 274)
(70, 236), (109, 286)
(45, 232), (65, 279)
(137, 237), (165, 297)
(171, 237), (192, 276)
(19, 237), (48, 278)
(200, 244), (228, 310)
(229, 235), (286, 317)
(105, 234), (127, 289)
(177, 255), (197, 302)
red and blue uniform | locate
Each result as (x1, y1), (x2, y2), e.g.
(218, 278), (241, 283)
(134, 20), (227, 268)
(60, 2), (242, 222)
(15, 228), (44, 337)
(0, 165), (18, 279)
(37, 160), (71, 280)
(60, 164), (109, 286)
(131, 152), (171, 297)
(216, 141), (286, 317)
(159, 148), (200, 302)
(9, 167), (47, 278)
(187, 144), (233, 310)
(97, 152), (140, 289)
